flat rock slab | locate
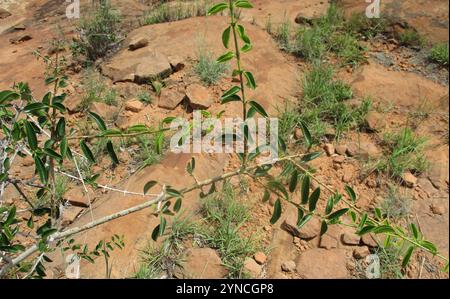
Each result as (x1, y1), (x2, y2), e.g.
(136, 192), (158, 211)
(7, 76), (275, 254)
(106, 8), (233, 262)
(102, 47), (172, 84)
(296, 248), (349, 279)
(175, 248), (228, 279)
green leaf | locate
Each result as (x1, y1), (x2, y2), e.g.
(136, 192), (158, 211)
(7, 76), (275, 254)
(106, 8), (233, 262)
(34, 156), (48, 184)
(143, 181), (158, 194)
(402, 246), (414, 268)
(243, 71), (256, 89)
(308, 188), (321, 212)
(301, 152), (322, 163)
(0, 90), (19, 104)
(270, 199), (282, 224)
(80, 140), (95, 163)
(410, 223), (419, 240)
(298, 121), (312, 148)
(248, 101), (268, 117)
(420, 240), (437, 255)
(325, 197), (334, 215)
(44, 148), (62, 162)
(56, 117), (66, 139)
(358, 225), (376, 235)
(221, 86), (241, 101)
(222, 26), (231, 48)
(24, 102), (46, 113)
(344, 185), (356, 202)
(167, 188), (182, 198)
(301, 176), (310, 204)
(262, 190), (270, 202)
(221, 94), (241, 104)
(207, 2), (228, 15)
(155, 131), (164, 155)
(235, 0), (253, 9)
(241, 43), (253, 52)
(217, 51), (234, 63)
(320, 220), (328, 236)
(289, 169), (298, 193)
(159, 217), (167, 236)
(297, 213), (313, 229)
(5, 206), (16, 225)
(186, 157), (195, 175)
(296, 208), (304, 227)
(88, 111), (107, 131)
(236, 24), (251, 44)
(151, 224), (160, 241)
(24, 120), (38, 151)
(173, 198), (182, 213)
(372, 225), (395, 234)
(327, 208), (349, 221)
(106, 141), (119, 165)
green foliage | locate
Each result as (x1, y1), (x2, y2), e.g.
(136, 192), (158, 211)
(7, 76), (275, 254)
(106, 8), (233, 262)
(194, 50), (229, 85)
(375, 127), (428, 178)
(80, 69), (117, 110)
(330, 32), (367, 67)
(298, 64), (370, 142)
(428, 43), (449, 67)
(71, 1), (121, 63)
(398, 29), (426, 48)
(135, 214), (198, 279)
(199, 182), (257, 278)
(137, 91), (153, 104)
(345, 12), (386, 39)
(143, 0), (211, 25)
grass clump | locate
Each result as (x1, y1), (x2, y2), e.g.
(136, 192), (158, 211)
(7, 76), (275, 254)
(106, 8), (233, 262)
(135, 215), (198, 279)
(271, 4), (366, 67)
(398, 29), (426, 48)
(381, 186), (411, 220)
(283, 64), (371, 142)
(199, 182), (258, 278)
(345, 12), (387, 39)
(143, 0), (211, 25)
(194, 51), (229, 85)
(71, 1), (121, 63)
(428, 43), (449, 67)
(80, 70), (117, 110)
(330, 32), (367, 67)
(374, 127), (428, 178)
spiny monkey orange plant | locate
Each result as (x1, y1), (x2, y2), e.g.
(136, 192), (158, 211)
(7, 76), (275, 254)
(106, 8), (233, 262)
(0, 0), (448, 279)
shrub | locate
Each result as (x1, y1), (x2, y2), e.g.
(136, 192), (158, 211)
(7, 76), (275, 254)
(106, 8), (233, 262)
(345, 12), (386, 39)
(194, 51), (228, 85)
(71, 1), (121, 63)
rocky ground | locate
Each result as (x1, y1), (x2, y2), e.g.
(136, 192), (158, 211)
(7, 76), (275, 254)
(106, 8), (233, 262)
(0, 0), (448, 279)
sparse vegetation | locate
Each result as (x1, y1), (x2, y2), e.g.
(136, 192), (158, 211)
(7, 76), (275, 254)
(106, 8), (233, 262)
(71, 1), (122, 63)
(375, 127), (428, 178)
(345, 12), (387, 39)
(137, 91), (153, 105)
(143, 0), (211, 25)
(381, 186), (412, 219)
(198, 182), (258, 278)
(270, 4), (367, 67)
(399, 29), (426, 48)
(80, 69), (117, 110)
(429, 43), (449, 67)
(283, 64), (371, 142)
